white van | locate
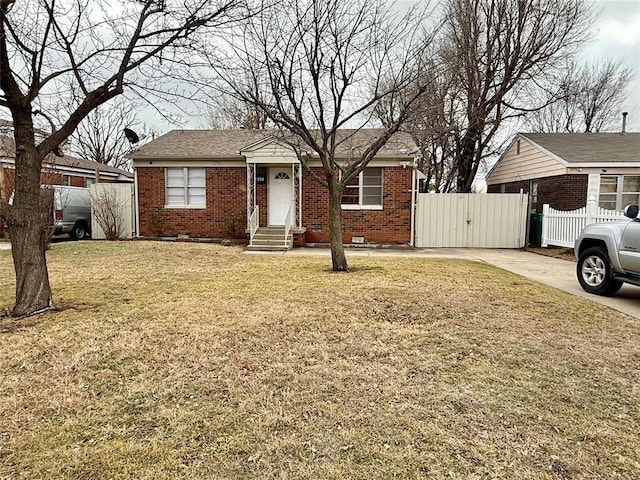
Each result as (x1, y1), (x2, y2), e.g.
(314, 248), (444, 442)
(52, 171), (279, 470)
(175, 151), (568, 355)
(48, 186), (92, 239)
(8, 185), (92, 239)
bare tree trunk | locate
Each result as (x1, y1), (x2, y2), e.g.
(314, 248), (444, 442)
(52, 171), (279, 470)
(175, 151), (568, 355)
(1, 0), (243, 317)
(8, 145), (52, 316)
(456, 129), (479, 193)
(327, 176), (348, 272)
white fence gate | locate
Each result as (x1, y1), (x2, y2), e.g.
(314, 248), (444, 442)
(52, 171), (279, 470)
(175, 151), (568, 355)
(90, 183), (136, 239)
(541, 197), (626, 248)
(415, 193), (528, 248)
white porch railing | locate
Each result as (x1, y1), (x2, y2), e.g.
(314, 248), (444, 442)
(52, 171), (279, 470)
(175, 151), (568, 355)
(249, 205), (260, 241)
(541, 196), (626, 248)
(284, 204), (293, 247)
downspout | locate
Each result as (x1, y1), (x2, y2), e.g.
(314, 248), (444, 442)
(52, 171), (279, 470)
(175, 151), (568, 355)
(410, 163), (416, 247)
(133, 167), (140, 237)
(298, 162), (303, 229)
(246, 161), (251, 230)
(0, 164), (4, 238)
(0, 162), (5, 201)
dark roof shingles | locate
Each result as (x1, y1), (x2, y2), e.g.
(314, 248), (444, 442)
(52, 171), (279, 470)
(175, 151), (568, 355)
(0, 134), (131, 177)
(131, 129), (416, 159)
(522, 132), (640, 164)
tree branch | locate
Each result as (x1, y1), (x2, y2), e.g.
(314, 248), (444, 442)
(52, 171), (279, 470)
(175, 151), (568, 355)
(0, 0), (24, 106)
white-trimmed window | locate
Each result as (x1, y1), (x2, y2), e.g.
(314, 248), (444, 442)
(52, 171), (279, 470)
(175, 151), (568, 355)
(599, 175), (640, 210)
(341, 167), (383, 209)
(166, 167), (206, 208)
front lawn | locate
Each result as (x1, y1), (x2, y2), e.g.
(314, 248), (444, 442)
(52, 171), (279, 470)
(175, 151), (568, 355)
(0, 242), (638, 479)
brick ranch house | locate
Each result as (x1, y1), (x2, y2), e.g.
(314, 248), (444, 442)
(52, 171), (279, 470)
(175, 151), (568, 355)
(486, 132), (640, 213)
(131, 129), (419, 248)
(1, 120), (133, 237)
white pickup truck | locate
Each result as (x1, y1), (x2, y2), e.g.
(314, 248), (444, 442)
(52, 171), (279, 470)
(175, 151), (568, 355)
(575, 204), (640, 296)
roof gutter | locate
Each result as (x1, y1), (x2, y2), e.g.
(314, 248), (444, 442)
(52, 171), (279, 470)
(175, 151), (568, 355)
(131, 154), (245, 161)
(1, 157), (126, 178)
(566, 162), (640, 168)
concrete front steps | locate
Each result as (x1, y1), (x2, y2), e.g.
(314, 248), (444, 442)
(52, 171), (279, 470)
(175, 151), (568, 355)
(247, 226), (293, 251)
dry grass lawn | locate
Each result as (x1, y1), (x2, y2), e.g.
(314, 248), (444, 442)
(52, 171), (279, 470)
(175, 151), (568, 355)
(0, 241), (638, 479)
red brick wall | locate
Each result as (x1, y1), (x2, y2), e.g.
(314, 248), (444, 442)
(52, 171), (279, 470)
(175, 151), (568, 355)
(1, 166), (103, 191)
(69, 176), (85, 187)
(487, 174), (588, 212)
(137, 165), (413, 244)
(302, 166), (412, 244)
(0, 167), (11, 237)
(1, 167), (11, 202)
(1, 168), (66, 191)
(257, 182), (267, 227)
(137, 167), (247, 239)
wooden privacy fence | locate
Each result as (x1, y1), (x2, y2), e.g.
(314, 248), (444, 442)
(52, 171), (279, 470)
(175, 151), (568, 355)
(541, 196), (626, 248)
(415, 192), (528, 248)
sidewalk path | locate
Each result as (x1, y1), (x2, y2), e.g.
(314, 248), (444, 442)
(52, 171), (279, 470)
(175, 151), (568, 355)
(247, 247), (640, 320)
(0, 242), (10, 250)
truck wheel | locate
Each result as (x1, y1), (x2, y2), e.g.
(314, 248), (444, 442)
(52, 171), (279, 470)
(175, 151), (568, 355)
(577, 247), (623, 296)
(71, 222), (86, 240)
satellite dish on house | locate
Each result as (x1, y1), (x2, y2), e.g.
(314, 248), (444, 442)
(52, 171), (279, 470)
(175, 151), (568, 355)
(124, 128), (140, 144)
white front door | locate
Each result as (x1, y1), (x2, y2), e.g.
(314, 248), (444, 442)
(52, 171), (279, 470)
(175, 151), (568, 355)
(268, 168), (293, 225)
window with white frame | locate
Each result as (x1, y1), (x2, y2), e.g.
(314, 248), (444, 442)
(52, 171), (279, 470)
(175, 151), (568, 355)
(165, 167), (206, 207)
(622, 176), (640, 209)
(599, 175), (640, 210)
(341, 167), (383, 208)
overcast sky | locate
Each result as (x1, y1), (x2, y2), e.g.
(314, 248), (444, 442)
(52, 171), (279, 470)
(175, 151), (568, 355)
(584, 0), (640, 131)
(3, 0), (637, 135)
(159, 0), (640, 133)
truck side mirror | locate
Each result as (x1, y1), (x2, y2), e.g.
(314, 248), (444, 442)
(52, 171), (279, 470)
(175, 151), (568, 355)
(624, 204), (639, 219)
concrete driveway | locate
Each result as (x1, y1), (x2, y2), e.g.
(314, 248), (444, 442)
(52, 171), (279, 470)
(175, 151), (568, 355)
(460, 249), (640, 320)
(260, 247), (640, 320)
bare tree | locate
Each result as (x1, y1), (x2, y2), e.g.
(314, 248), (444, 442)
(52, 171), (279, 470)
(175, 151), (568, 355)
(214, 0), (432, 271)
(70, 97), (146, 170)
(91, 186), (126, 240)
(0, 0), (243, 317)
(376, 55), (461, 193)
(526, 59), (634, 133)
(421, 0), (593, 192)
(202, 92), (269, 130)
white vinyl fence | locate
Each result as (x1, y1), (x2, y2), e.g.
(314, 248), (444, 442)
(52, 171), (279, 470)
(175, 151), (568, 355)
(415, 192), (528, 248)
(90, 183), (135, 239)
(541, 196), (626, 248)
